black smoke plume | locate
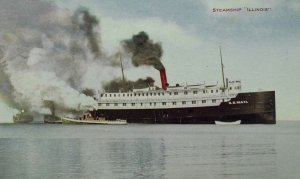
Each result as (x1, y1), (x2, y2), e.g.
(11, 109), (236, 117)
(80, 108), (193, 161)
(103, 77), (155, 93)
(72, 8), (101, 58)
(82, 88), (96, 97)
(122, 31), (164, 70)
(43, 100), (55, 116)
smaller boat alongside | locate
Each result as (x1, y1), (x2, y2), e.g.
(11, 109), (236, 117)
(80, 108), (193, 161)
(44, 114), (62, 124)
(62, 113), (127, 125)
(43, 100), (62, 124)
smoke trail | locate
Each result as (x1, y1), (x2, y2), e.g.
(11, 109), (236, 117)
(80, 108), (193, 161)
(122, 31), (164, 70)
(72, 7), (101, 58)
(0, 0), (117, 121)
(0, 46), (19, 109)
(0, 0), (167, 123)
(103, 77), (155, 92)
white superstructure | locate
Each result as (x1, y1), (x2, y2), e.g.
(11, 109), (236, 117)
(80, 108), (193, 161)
(97, 80), (242, 110)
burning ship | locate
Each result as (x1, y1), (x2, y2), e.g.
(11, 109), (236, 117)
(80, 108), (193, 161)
(13, 109), (33, 123)
(93, 48), (276, 124)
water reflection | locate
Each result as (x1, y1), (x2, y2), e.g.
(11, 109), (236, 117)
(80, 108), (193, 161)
(0, 138), (166, 178)
(217, 135), (277, 179)
(0, 139), (84, 178)
(106, 138), (165, 178)
(1, 123), (297, 179)
(161, 134), (277, 179)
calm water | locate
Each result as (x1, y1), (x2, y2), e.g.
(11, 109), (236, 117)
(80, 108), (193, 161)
(0, 122), (300, 179)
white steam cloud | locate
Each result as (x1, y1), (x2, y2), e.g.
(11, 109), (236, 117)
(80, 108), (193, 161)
(0, 0), (119, 121)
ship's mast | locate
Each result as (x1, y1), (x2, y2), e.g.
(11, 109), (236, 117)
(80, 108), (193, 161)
(120, 54), (125, 83)
(219, 46), (226, 88)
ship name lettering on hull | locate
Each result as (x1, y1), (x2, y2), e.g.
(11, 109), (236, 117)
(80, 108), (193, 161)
(228, 100), (248, 105)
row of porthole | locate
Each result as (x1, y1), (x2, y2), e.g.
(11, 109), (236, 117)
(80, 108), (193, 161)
(98, 99), (224, 107)
(101, 89), (231, 98)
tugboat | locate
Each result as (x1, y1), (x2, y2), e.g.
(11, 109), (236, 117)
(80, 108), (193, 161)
(44, 114), (62, 124)
(43, 100), (62, 124)
(94, 48), (276, 124)
(13, 109), (33, 123)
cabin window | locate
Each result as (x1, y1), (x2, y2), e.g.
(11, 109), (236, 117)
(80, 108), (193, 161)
(150, 102), (152, 106)
(123, 94), (125, 97)
(98, 103), (102, 106)
(150, 93), (152, 96)
(158, 93), (160, 96)
(101, 94), (103, 97)
(222, 89), (225, 92)
(202, 100), (206, 104)
(212, 99), (216, 103)
(105, 94), (107, 97)
(134, 93), (136, 96)
(114, 94), (116, 97)
(138, 93), (140, 96)
(127, 94), (129, 97)
(172, 102), (176, 105)
(130, 94), (133, 97)
(182, 101), (186, 105)
(146, 93), (148, 96)
(216, 90), (218, 93)
(211, 90), (213, 93)
(114, 103), (118, 106)
(230, 87), (232, 90)
(142, 93), (145, 96)
(162, 102), (166, 105)
(154, 102), (156, 106)
(184, 91), (188, 95)
(162, 93), (164, 96)
(131, 103), (135, 106)
(109, 94), (112, 97)
(192, 101), (196, 104)
(169, 92), (172, 95)
(141, 103), (143, 106)
(118, 94), (120, 97)
(106, 103), (109, 106)
(222, 99), (225, 102)
(203, 90), (205, 93)
(174, 92), (178, 95)
(123, 103), (126, 106)
(193, 91), (197, 94)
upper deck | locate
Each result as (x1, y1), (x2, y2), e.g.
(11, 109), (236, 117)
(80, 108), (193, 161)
(97, 80), (241, 109)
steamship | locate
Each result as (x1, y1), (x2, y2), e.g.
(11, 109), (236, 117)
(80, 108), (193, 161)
(92, 49), (276, 124)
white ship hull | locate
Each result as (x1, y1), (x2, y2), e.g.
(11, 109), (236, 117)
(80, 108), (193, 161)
(215, 120), (241, 125)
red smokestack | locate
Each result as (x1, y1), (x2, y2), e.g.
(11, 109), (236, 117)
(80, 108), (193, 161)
(159, 69), (168, 90)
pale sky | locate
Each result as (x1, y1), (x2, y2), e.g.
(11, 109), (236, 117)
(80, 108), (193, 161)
(1, 0), (300, 121)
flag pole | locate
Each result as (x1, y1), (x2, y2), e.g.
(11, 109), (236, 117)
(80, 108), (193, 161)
(219, 46), (226, 88)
